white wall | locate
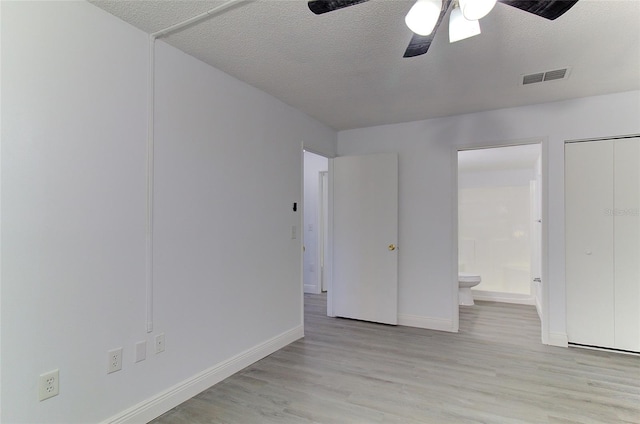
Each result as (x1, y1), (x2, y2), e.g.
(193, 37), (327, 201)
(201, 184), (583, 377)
(303, 151), (328, 294)
(458, 168), (535, 188)
(0, 2), (336, 423)
(459, 184), (532, 294)
(338, 90), (640, 339)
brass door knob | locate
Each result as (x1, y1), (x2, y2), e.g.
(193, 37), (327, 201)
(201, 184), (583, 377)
(388, 244), (396, 251)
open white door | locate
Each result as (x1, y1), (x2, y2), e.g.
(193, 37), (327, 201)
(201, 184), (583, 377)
(332, 153), (398, 325)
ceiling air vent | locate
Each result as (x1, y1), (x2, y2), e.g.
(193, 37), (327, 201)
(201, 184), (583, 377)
(522, 67), (570, 85)
(523, 73), (544, 85)
(544, 68), (567, 81)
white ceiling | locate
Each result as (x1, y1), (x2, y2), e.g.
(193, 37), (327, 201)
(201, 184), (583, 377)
(91, 0), (640, 130)
(458, 144), (540, 172)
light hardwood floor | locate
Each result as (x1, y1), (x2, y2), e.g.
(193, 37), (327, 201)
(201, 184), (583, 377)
(150, 294), (640, 423)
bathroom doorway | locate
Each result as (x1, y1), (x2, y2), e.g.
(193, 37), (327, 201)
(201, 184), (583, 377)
(457, 144), (543, 316)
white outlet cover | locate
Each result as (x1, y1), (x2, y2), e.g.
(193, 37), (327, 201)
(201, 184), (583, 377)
(39, 369), (59, 401)
(135, 341), (147, 363)
(107, 347), (123, 374)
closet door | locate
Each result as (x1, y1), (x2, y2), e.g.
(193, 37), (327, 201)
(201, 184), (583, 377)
(614, 137), (640, 351)
(566, 141), (615, 348)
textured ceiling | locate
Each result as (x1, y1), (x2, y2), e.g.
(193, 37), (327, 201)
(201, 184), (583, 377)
(91, 0), (640, 130)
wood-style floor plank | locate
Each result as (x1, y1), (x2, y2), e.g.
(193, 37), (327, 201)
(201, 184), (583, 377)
(150, 294), (640, 423)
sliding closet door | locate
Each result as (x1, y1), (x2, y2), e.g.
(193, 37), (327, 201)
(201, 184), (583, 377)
(566, 141), (615, 348)
(614, 137), (640, 351)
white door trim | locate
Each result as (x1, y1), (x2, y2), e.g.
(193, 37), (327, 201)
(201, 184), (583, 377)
(327, 159), (335, 317)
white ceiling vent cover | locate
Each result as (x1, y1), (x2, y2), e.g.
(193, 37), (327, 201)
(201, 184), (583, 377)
(543, 68), (568, 81)
(522, 67), (571, 85)
(523, 73), (544, 85)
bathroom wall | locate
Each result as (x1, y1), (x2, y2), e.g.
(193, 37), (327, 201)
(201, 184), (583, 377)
(458, 183), (533, 295)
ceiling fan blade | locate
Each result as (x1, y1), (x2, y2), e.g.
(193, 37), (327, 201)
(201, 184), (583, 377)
(498, 0), (579, 20)
(308, 0), (370, 15)
(403, 34), (435, 58)
(403, 0), (453, 58)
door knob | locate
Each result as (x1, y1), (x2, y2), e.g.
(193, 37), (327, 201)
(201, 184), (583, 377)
(388, 244), (396, 251)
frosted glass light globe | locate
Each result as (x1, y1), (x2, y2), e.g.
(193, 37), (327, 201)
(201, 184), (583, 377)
(405, 0), (443, 36)
(459, 0), (497, 21)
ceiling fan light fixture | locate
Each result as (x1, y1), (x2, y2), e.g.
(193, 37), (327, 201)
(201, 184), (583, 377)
(459, 0), (496, 21)
(449, 4), (481, 43)
(405, 0), (443, 36)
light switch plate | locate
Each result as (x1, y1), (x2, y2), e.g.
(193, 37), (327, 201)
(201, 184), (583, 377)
(135, 341), (147, 363)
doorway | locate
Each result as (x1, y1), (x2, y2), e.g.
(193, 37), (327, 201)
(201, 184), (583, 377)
(456, 142), (546, 340)
(303, 150), (329, 295)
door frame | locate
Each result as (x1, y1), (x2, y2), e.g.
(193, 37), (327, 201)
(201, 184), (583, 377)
(453, 138), (550, 344)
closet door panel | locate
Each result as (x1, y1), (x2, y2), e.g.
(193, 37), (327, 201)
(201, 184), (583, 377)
(614, 137), (640, 351)
(566, 141), (615, 348)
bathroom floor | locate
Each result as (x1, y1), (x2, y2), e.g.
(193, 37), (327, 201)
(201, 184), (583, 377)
(151, 294), (639, 423)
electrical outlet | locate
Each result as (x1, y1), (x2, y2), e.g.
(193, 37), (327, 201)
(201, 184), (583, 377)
(107, 348), (123, 374)
(155, 333), (165, 354)
(38, 369), (59, 401)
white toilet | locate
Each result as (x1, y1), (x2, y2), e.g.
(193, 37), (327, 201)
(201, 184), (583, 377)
(459, 273), (482, 306)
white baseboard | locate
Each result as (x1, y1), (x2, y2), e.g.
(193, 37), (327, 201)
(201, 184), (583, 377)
(398, 314), (456, 333)
(103, 325), (304, 424)
(547, 331), (568, 347)
(472, 290), (536, 306)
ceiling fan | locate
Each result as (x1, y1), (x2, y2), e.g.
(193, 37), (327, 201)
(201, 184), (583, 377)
(307, 0), (579, 57)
